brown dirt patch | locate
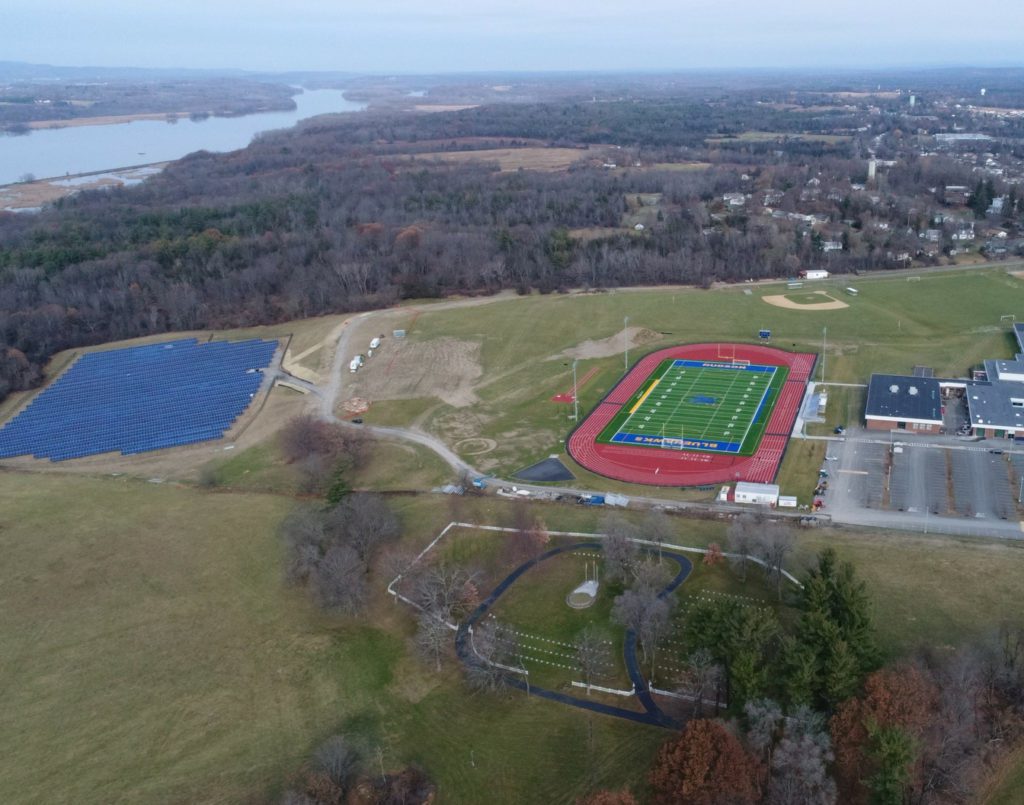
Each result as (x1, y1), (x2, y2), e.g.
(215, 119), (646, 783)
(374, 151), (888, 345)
(342, 397), (370, 414)
(553, 327), (662, 361)
(454, 437), (497, 455)
(762, 292), (849, 311)
(346, 337), (482, 408)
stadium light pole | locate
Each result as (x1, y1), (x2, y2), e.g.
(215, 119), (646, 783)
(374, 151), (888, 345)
(572, 359), (579, 422)
(821, 327), (827, 383)
(624, 316), (630, 373)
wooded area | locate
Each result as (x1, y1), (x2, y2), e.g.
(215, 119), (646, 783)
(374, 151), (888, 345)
(2, 91), (1023, 400)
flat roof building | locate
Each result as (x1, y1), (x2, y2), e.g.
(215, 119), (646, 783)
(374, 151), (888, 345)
(865, 374), (943, 433)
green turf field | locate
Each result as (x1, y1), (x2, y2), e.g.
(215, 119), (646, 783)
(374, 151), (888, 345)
(597, 358), (788, 455)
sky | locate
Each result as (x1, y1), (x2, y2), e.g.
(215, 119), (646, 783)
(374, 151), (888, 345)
(5, 0), (1024, 74)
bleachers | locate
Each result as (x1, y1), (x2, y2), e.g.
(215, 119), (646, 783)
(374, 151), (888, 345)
(0, 338), (277, 462)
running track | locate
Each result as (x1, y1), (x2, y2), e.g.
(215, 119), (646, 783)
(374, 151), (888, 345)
(567, 343), (817, 487)
(455, 541), (693, 729)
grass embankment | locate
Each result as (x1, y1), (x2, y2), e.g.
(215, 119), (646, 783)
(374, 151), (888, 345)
(204, 437), (453, 494)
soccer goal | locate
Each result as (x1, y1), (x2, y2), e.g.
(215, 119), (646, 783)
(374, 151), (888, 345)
(661, 437), (687, 450)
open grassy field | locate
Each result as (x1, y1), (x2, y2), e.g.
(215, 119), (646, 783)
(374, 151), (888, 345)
(412, 147), (588, 172)
(0, 475), (679, 804)
(7, 464), (1024, 802)
(705, 131), (852, 144)
(366, 268), (1024, 492)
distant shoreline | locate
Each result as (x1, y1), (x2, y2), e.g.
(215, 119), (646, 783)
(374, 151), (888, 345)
(22, 107), (295, 131)
(0, 162), (168, 211)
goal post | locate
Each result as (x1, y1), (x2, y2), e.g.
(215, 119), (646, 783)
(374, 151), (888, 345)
(716, 343), (736, 362)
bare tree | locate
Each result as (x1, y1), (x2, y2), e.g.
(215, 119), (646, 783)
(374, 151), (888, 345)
(279, 505), (326, 584)
(415, 611), (452, 672)
(313, 734), (361, 790)
(680, 648), (725, 716)
(745, 697), (784, 768)
(279, 415), (368, 494)
(465, 620), (518, 694)
(766, 712), (836, 805)
(575, 626), (612, 694)
(726, 513), (759, 582)
(414, 561), (478, 622)
(314, 544), (367, 614)
(602, 514), (639, 584)
(644, 509), (675, 559)
(631, 556), (673, 593)
(758, 523), (795, 600)
(612, 587), (674, 675)
(325, 492), (400, 562)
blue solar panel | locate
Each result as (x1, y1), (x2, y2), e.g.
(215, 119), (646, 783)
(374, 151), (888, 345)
(0, 338), (278, 461)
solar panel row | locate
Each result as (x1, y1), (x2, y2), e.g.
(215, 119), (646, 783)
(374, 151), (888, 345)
(0, 338), (277, 462)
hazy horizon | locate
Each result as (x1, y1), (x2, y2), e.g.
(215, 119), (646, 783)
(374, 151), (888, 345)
(5, 1), (1024, 74)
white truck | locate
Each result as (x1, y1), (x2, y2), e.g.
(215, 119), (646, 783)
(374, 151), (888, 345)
(349, 355), (364, 373)
(369, 336), (382, 350)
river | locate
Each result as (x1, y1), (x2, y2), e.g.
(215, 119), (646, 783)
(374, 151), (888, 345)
(0, 89), (366, 186)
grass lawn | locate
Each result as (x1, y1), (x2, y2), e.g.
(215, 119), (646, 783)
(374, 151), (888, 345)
(0, 477), (677, 804)
(772, 437), (827, 504)
(199, 434), (453, 496)
(0, 472), (338, 804)
(489, 544), (633, 690)
(806, 384), (867, 436)
(7, 470), (1024, 802)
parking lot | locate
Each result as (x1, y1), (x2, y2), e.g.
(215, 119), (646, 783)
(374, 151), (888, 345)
(821, 429), (1024, 538)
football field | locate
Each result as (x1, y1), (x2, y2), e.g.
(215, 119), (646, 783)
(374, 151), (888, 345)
(596, 359), (788, 455)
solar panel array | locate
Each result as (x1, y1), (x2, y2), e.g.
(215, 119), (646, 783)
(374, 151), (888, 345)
(0, 338), (277, 462)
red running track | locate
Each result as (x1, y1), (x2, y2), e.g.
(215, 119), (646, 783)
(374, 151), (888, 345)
(567, 343), (817, 487)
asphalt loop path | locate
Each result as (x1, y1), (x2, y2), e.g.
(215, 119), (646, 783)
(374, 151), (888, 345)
(454, 541), (693, 729)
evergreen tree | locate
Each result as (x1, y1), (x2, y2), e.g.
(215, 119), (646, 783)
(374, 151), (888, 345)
(823, 637), (861, 706)
(780, 637), (818, 707)
(866, 724), (915, 805)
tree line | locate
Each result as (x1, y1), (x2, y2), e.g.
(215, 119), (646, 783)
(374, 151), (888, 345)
(2, 96), (1019, 402)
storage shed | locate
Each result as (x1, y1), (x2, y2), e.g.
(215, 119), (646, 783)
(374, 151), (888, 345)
(734, 481), (781, 506)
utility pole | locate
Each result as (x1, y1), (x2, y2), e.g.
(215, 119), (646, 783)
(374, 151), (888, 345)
(572, 359), (579, 422)
(624, 316), (630, 373)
